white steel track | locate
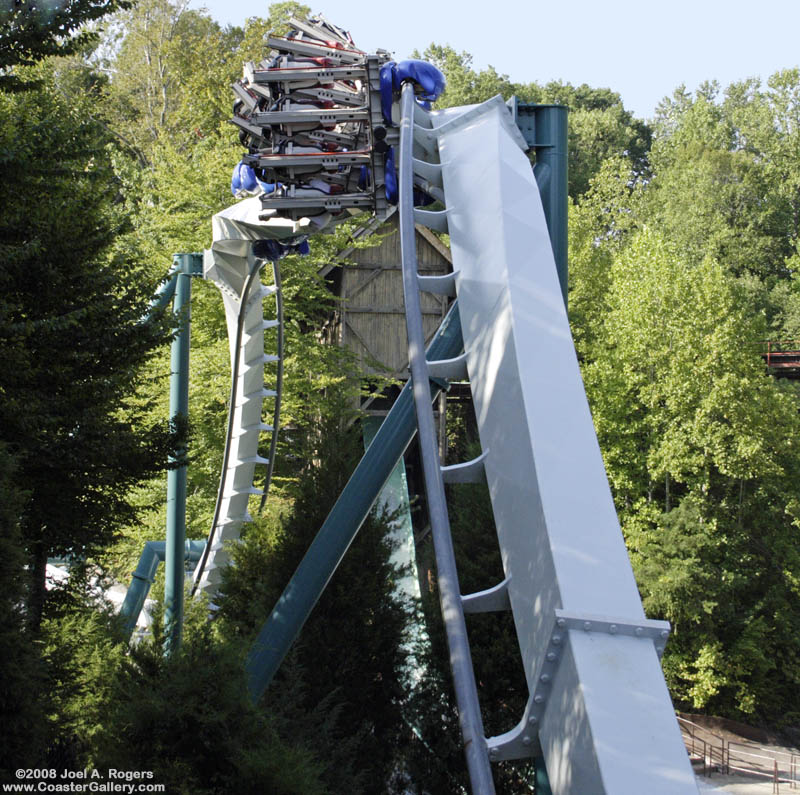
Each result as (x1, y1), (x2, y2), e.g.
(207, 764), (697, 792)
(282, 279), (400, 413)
(192, 234), (281, 601)
(408, 94), (698, 793)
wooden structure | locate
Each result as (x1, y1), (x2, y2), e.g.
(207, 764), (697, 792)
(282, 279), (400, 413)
(321, 209), (453, 380)
(763, 341), (800, 379)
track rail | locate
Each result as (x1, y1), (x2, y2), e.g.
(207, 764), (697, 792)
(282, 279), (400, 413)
(397, 82), (495, 795)
(192, 251), (283, 600)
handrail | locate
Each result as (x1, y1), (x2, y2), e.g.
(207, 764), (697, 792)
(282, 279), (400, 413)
(763, 340), (800, 350)
(676, 715), (726, 744)
(678, 715), (799, 790)
(728, 742), (797, 764)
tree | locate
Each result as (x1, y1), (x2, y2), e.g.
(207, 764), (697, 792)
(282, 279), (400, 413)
(0, 0), (129, 90)
(218, 393), (416, 794)
(568, 155), (645, 359)
(97, 1), (312, 166)
(516, 81), (652, 197)
(0, 61), (176, 627)
(416, 44), (651, 199)
(648, 76), (800, 281)
(0, 445), (46, 780)
(89, 612), (325, 795)
(414, 44), (513, 108)
(582, 229), (800, 723)
(101, 0), (231, 163)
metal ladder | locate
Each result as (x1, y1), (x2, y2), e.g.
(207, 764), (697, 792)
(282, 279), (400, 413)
(396, 81), (498, 795)
(191, 250), (283, 601)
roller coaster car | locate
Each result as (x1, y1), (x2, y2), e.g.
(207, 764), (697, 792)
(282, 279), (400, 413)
(228, 15), (392, 227)
(227, 14), (445, 235)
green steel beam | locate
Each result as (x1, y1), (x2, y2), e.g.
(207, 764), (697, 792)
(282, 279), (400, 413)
(246, 302), (465, 701)
(164, 252), (203, 653)
(147, 271), (179, 317)
(509, 100), (569, 308)
(119, 539), (206, 639)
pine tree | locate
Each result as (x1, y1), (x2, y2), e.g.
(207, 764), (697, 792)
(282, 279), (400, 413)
(0, 62), (177, 628)
(218, 390), (416, 794)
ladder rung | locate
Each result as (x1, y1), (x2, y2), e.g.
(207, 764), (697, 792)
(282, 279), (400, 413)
(231, 422), (274, 437)
(428, 352), (468, 381)
(244, 318), (280, 336)
(244, 354), (280, 367)
(217, 512), (252, 526)
(250, 285), (277, 300)
(228, 455), (269, 467)
(441, 450), (488, 484)
(228, 486), (264, 496)
(412, 157), (442, 186)
(418, 271), (457, 297)
(414, 208), (448, 233)
(413, 125), (438, 157)
(462, 576), (511, 614)
(235, 387), (275, 406)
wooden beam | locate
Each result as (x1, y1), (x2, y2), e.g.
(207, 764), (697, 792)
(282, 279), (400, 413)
(415, 223), (453, 264)
(346, 306), (442, 315)
(318, 206), (398, 277)
(344, 318), (384, 365)
(347, 265), (385, 298)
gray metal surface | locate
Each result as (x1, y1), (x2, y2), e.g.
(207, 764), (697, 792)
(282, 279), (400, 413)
(431, 95), (697, 793)
(250, 65), (366, 83)
(250, 108), (368, 125)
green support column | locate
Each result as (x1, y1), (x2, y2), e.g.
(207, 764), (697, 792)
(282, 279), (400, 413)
(510, 100), (569, 308)
(535, 757), (553, 795)
(164, 252), (202, 653)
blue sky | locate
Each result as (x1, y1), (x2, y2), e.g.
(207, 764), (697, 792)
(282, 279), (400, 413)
(193, 0), (800, 121)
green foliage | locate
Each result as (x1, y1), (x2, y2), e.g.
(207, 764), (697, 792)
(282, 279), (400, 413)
(90, 610), (324, 795)
(414, 44), (513, 108)
(0, 0), (129, 90)
(0, 445), (46, 780)
(417, 44), (651, 198)
(517, 81), (651, 197)
(39, 581), (128, 768)
(580, 228), (800, 722)
(649, 75), (800, 280)
(573, 71), (800, 722)
(218, 394), (414, 794)
(6, 2), (800, 786)
(0, 62), (177, 625)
